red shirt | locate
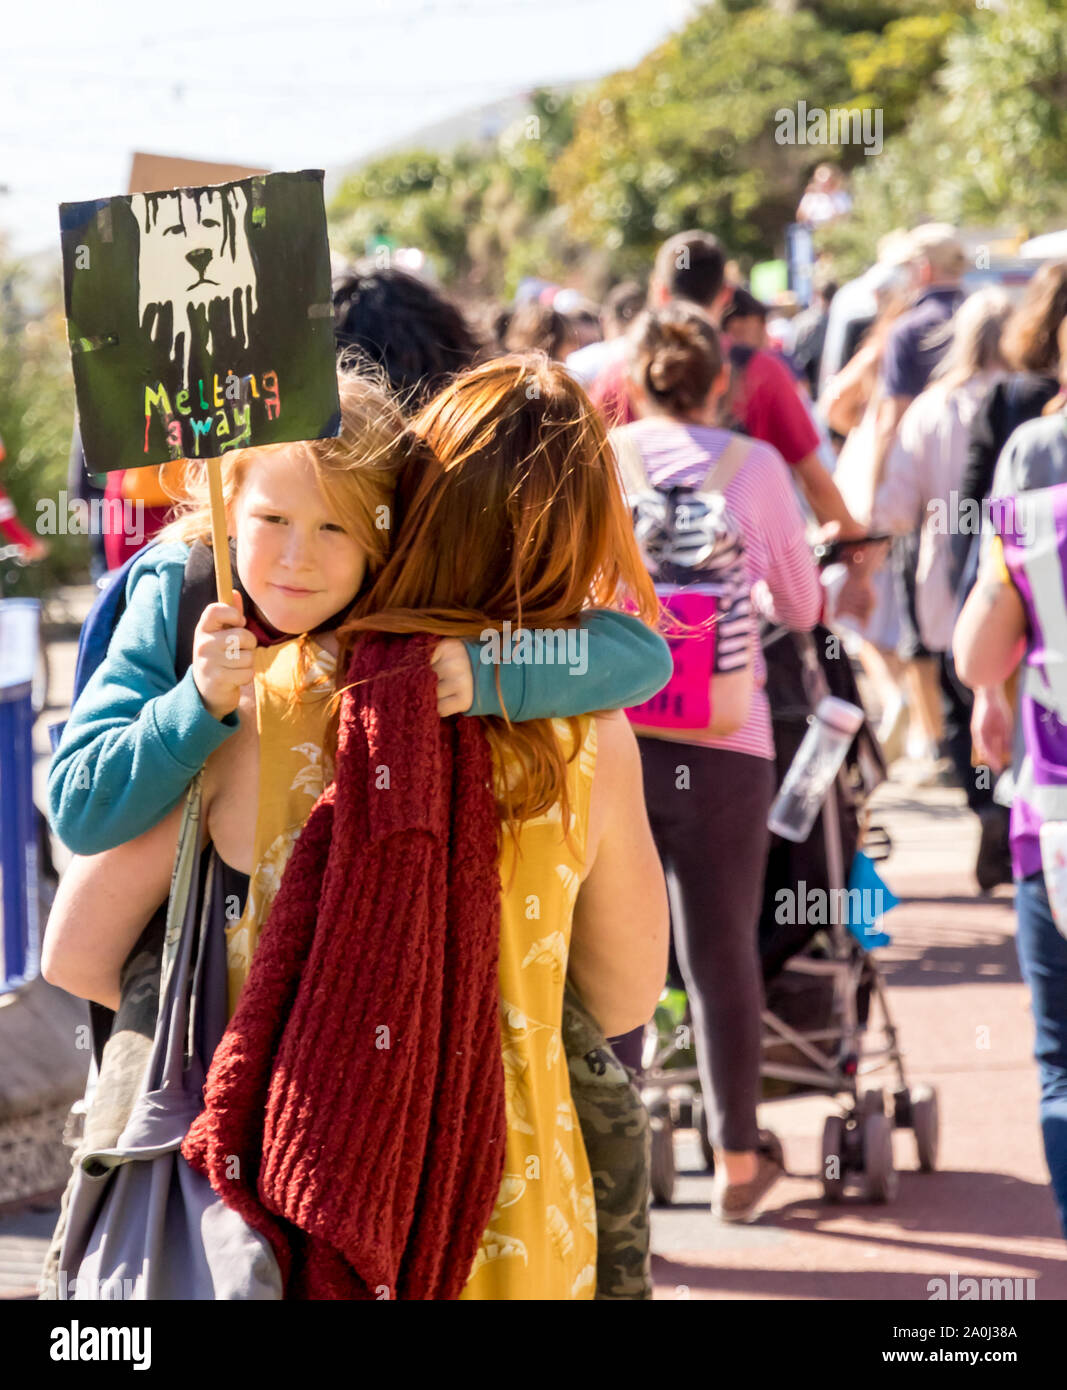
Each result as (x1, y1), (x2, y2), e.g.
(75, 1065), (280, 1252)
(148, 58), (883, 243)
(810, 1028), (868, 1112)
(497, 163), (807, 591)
(0, 488), (35, 550)
(588, 343), (819, 466)
(734, 345), (819, 465)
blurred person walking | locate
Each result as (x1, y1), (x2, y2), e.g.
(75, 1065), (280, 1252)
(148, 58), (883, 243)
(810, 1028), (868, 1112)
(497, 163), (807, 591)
(589, 230), (868, 545)
(818, 263), (913, 757)
(866, 224), (967, 771)
(503, 299), (577, 361)
(790, 271), (838, 397)
(955, 259), (1067, 595)
(567, 280), (645, 387)
(955, 468), (1067, 1237)
(873, 289), (1012, 887)
(796, 163), (852, 229)
(818, 229), (915, 397)
(952, 267), (1067, 891)
(610, 304), (822, 1222)
(0, 429), (47, 560)
(332, 262), (485, 409)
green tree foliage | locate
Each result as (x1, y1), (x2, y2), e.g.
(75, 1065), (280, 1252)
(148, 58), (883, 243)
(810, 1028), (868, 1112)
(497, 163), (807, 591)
(796, 0), (970, 37)
(844, 11), (963, 138)
(937, 0), (1067, 222)
(551, 5), (852, 271)
(820, 0), (1067, 277)
(0, 242), (83, 594)
(330, 148), (481, 284)
(327, 0), (1067, 297)
(329, 89), (585, 298)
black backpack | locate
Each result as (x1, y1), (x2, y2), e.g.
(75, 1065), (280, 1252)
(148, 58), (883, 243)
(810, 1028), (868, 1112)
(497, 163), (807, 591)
(609, 427), (752, 586)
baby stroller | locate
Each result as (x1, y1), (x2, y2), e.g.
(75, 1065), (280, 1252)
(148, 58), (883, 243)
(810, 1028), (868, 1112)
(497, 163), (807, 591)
(641, 620), (940, 1207)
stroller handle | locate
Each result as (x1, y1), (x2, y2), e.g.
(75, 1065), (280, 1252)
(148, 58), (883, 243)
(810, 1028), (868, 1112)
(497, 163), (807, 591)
(812, 533), (892, 568)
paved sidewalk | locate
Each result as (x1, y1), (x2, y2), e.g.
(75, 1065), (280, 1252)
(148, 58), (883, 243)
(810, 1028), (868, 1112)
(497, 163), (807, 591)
(650, 775), (1067, 1300)
(3, 604), (1062, 1300)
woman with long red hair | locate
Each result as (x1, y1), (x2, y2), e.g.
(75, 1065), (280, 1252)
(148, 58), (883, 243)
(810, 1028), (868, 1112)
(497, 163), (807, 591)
(336, 353), (671, 1297)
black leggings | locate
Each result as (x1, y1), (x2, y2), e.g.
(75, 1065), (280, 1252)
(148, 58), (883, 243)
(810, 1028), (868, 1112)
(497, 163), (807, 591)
(610, 739), (776, 1152)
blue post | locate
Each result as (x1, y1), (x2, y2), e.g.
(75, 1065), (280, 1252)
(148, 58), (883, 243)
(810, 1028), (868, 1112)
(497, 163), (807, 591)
(785, 222), (815, 308)
(0, 598), (41, 991)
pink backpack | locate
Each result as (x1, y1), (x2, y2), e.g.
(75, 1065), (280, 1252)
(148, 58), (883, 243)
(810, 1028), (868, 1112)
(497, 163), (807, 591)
(611, 428), (752, 730)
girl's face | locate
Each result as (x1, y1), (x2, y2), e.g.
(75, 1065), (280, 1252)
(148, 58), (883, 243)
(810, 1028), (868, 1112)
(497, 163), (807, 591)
(232, 447), (368, 634)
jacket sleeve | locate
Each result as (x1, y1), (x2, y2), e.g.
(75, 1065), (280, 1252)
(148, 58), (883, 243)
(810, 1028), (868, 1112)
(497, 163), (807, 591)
(48, 558), (238, 855)
(463, 610), (672, 720)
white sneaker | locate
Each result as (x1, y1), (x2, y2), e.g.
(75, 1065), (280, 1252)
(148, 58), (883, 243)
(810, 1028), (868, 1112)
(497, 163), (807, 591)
(710, 1152), (784, 1224)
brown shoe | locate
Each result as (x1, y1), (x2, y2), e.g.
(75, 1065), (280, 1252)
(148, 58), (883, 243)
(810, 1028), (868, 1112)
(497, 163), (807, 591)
(711, 1152), (783, 1224)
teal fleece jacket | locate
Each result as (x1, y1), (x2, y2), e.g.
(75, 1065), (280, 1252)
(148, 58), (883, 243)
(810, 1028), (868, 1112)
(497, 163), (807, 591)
(49, 542), (671, 855)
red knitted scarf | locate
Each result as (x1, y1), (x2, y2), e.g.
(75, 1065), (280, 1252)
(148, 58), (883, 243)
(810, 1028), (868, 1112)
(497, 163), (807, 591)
(181, 631), (507, 1299)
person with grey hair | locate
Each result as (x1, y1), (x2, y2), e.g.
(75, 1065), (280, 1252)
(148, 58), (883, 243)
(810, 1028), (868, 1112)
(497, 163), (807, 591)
(864, 223), (968, 518)
(856, 225), (967, 795)
(872, 286), (1013, 887)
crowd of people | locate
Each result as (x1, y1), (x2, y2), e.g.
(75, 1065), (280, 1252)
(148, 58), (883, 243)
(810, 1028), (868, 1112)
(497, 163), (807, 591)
(36, 205), (1067, 1300)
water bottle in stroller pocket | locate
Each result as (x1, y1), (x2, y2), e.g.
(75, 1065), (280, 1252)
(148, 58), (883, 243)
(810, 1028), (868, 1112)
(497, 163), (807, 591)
(768, 694), (865, 843)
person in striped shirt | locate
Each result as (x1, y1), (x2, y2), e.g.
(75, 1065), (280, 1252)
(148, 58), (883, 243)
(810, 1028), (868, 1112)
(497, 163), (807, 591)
(612, 303), (823, 1223)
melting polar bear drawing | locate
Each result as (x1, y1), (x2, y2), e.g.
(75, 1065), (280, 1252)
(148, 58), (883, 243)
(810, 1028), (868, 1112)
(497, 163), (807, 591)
(133, 185), (258, 385)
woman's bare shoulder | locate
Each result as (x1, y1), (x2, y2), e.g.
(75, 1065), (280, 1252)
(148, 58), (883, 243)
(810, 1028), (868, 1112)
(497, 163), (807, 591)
(592, 709), (640, 767)
(584, 712), (643, 866)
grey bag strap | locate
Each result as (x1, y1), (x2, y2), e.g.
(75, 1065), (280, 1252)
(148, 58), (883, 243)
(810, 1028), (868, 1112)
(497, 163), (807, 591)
(155, 774), (211, 1088)
(610, 425), (752, 503)
(609, 426), (650, 500)
(158, 774), (204, 1020)
(697, 432), (752, 498)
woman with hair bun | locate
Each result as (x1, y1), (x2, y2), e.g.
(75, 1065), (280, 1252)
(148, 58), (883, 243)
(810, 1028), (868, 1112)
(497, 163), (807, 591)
(612, 303), (823, 1223)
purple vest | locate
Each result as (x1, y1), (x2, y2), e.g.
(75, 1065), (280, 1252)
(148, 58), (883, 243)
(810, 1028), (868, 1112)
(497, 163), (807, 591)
(995, 484), (1067, 877)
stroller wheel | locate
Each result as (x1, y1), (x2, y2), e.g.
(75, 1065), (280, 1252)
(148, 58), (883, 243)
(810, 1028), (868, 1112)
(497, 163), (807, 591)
(669, 1084), (694, 1131)
(821, 1114), (846, 1202)
(649, 1108), (676, 1206)
(910, 1085), (939, 1172)
(859, 1087), (885, 1118)
(862, 1111), (898, 1204)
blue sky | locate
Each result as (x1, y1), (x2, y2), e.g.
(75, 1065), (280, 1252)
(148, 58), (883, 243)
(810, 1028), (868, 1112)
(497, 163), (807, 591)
(2, 0), (697, 256)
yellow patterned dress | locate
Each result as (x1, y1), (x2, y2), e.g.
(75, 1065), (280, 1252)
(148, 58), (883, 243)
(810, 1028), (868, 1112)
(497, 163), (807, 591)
(461, 715), (599, 1301)
(226, 648), (599, 1300)
(224, 636), (336, 1017)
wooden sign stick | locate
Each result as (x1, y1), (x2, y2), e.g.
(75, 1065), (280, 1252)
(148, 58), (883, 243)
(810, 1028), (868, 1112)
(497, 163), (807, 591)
(206, 457), (235, 604)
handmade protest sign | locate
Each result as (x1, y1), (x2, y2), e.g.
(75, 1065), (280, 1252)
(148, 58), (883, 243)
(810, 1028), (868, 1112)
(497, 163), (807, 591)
(60, 169), (340, 474)
(127, 152), (268, 199)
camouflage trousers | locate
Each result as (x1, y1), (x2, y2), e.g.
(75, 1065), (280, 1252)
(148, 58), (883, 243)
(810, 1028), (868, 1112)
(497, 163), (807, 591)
(562, 984), (652, 1300)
